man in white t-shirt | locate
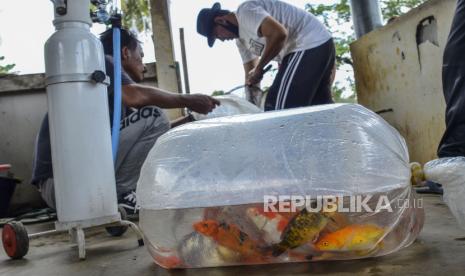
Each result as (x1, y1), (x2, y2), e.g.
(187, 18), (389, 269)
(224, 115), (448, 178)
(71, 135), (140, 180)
(197, 0), (335, 110)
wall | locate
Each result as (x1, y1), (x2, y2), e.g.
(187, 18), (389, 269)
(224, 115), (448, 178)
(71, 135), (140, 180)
(350, 0), (456, 164)
(0, 63), (160, 211)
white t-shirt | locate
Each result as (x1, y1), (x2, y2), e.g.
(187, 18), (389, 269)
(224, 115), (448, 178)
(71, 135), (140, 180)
(235, 0), (331, 63)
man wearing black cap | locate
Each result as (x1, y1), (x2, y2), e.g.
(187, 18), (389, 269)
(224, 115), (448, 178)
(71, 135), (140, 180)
(197, 0), (335, 111)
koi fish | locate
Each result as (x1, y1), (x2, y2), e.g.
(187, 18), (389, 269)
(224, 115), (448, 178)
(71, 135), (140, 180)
(193, 220), (263, 260)
(178, 232), (240, 267)
(271, 208), (331, 257)
(204, 206), (265, 242)
(246, 207), (290, 244)
(314, 224), (385, 252)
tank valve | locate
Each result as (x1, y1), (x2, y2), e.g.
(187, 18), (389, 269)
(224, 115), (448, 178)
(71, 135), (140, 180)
(51, 0), (67, 16)
(91, 70), (107, 84)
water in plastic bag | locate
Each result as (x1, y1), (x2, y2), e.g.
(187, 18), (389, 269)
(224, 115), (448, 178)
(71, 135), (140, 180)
(137, 104), (424, 268)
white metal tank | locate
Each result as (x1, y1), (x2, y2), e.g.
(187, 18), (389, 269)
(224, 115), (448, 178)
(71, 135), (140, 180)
(45, 0), (119, 229)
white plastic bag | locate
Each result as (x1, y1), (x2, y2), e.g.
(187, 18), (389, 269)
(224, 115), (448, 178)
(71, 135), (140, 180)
(424, 157), (465, 230)
(137, 104), (423, 268)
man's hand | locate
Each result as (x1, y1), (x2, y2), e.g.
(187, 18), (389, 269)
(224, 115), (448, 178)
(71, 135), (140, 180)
(182, 94), (220, 114)
(246, 67), (265, 86)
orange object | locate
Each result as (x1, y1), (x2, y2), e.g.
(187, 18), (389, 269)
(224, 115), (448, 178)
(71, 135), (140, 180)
(153, 254), (182, 269)
(193, 220), (263, 260)
(314, 224), (384, 252)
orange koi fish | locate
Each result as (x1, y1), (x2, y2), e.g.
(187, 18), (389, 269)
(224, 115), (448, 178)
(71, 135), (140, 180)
(314, 224), (385, 252)
(193, 220), (263, 260)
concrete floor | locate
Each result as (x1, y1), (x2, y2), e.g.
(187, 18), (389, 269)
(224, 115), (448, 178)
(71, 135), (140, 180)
(1, 194), (465, 276)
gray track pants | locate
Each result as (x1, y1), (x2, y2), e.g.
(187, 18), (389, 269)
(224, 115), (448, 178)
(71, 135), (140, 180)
(39, 106), (170, 209)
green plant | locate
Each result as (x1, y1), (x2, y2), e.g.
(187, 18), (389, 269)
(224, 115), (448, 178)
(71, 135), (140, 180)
(0, 55), (15, 75)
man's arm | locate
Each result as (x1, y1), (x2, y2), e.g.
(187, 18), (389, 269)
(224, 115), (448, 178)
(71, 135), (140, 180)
(243, 58), (259, 86)
(247, 16), (288, 86)
(122, 84), (220, 114)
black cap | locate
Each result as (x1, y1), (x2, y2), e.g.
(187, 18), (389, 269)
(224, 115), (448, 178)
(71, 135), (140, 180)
(197, 2), (222, 47)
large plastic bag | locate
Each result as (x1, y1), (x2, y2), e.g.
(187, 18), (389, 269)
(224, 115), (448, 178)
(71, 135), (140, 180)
(424, 157), (465, 229)
(137, 104), (424, 268)
(192, 95), (262, 121)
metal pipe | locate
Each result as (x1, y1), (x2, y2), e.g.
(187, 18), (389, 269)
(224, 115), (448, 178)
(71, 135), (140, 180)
(179, 28), (191, 95)
(111, 25), (122, 161)
(350, 0), (384, 38)
(28, 229), (64, 239)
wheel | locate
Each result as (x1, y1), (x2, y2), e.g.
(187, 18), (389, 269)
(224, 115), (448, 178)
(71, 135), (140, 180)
(2, 221), (29, 259)
(105, 205), (129, 237)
